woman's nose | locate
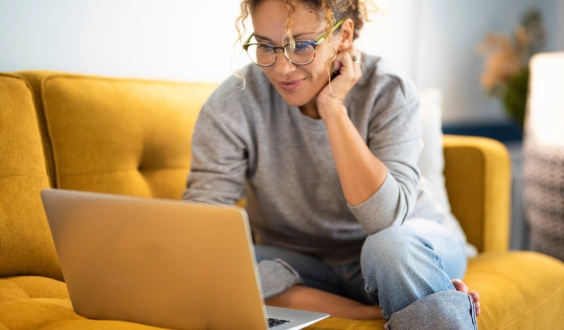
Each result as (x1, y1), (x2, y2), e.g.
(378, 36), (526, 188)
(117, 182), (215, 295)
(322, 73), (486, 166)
(272, 51), (296, 75)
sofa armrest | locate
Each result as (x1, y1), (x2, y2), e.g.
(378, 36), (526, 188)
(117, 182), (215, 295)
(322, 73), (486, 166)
(443, 135), (511, 253)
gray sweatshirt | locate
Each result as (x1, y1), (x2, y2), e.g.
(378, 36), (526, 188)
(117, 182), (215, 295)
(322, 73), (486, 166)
(183, 54), (468, 265)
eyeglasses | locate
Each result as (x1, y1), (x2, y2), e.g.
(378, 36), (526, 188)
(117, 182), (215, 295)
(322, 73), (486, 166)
(243, 19), (344, 67)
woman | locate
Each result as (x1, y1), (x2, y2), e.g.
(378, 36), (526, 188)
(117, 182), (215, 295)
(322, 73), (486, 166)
(183, 0), (480, 328)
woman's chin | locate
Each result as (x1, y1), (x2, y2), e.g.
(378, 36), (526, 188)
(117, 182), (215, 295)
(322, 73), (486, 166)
(276, 91), (313, 108)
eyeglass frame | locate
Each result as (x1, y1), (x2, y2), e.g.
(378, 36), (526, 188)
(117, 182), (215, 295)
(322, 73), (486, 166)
(242, 19), (344, 67)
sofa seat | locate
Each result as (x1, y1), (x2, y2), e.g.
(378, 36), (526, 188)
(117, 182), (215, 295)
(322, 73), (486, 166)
(0, 276), (68, 303)
(464, 251), (564, 329)
(0, 298), (165, 330)
(1, 251), (562, 329)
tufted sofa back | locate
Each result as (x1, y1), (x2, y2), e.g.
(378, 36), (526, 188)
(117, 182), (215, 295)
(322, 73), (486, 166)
(0, 73), (63, 280)
(19, 72), (217, 199)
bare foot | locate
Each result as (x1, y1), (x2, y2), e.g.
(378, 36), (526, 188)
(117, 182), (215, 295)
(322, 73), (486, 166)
(266, 285), (383, 320)
(452, 279), (481, 317)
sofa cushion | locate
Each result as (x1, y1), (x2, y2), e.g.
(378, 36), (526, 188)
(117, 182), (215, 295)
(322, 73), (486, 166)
(465, 251), (564, 329)
(19, 72), (217, 199)
(0, 276), (68, 303)
(1, 251), (563, 330)
(0, 297), (188, 329)
(0, 297), (385, 330)
(0, 73), (62, 280)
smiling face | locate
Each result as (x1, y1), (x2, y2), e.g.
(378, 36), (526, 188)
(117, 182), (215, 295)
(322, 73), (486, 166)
(250, 0), (341, 110)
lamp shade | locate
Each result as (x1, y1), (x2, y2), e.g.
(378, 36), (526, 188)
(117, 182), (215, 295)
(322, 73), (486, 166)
(527, 53), (564, 147)
(523, 52), (564, 261)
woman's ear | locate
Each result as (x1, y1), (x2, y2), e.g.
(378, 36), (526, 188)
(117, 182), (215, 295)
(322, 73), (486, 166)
(337, 18), (355, 51)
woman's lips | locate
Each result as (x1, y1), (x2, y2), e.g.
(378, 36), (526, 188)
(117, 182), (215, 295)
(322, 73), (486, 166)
(279, 79), (305, 91)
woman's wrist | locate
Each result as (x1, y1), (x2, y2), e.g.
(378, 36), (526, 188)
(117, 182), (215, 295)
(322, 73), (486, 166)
(318, 102), (348, 121)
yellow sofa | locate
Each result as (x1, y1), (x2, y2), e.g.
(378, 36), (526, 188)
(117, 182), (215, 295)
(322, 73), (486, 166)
(1, 71), (563, 329)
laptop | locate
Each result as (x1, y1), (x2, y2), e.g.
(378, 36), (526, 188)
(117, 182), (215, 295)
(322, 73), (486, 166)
(41, 189), (329, 330)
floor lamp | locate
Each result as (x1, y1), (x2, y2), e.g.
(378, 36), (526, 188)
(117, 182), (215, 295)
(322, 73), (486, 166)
(523, 52), (564, 261)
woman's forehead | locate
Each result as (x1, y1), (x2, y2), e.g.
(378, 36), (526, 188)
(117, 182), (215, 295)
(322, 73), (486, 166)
(251, 0), (324, 39)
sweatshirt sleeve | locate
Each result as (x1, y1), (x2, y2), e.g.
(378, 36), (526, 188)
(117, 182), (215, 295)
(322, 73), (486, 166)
(182, 96), (249, 206)
(348, 79), (422, 234)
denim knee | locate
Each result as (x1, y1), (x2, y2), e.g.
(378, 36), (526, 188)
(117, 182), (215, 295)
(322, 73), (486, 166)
(361, 225), (441, 282)
(361, 225), (435, 269)
(360, 225), (456, 319)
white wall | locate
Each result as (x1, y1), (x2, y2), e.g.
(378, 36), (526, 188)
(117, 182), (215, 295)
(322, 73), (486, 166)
(0, 0), (242, 82)
(356, 0), (418, 77)
(0, 0), (417, 81)
(0, 0), (562, 124)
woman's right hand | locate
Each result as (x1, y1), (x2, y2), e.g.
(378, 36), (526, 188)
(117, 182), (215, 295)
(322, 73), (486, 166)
(316, 47), (362, 120)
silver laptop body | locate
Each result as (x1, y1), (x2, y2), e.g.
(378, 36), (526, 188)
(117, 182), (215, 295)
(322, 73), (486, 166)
(41, 189), (329, 330)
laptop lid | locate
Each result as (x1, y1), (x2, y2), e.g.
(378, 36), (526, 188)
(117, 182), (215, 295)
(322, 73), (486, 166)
(41, 189), (272, 329)
(41, 189), (328, 330)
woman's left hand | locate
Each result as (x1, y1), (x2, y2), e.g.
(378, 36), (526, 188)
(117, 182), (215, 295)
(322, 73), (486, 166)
(315, 47), (387, 208)
(317, 47), (362, 119)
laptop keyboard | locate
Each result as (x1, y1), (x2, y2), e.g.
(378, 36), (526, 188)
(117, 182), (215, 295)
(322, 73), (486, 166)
(268, 317), (291, 328)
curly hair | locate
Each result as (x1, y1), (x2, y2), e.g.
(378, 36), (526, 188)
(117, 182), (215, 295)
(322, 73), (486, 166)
(234, 0), (377, 82)
(236, 0), (377, 44)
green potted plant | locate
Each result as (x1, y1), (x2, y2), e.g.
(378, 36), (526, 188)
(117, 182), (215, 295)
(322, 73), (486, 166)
(476, 8), (546, 129)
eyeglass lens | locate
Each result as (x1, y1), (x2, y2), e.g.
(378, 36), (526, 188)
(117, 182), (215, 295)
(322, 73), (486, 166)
(246, 42), (316, 66)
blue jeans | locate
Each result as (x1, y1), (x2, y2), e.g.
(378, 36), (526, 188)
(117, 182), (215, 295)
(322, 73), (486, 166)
(255, 219), (477, 329)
